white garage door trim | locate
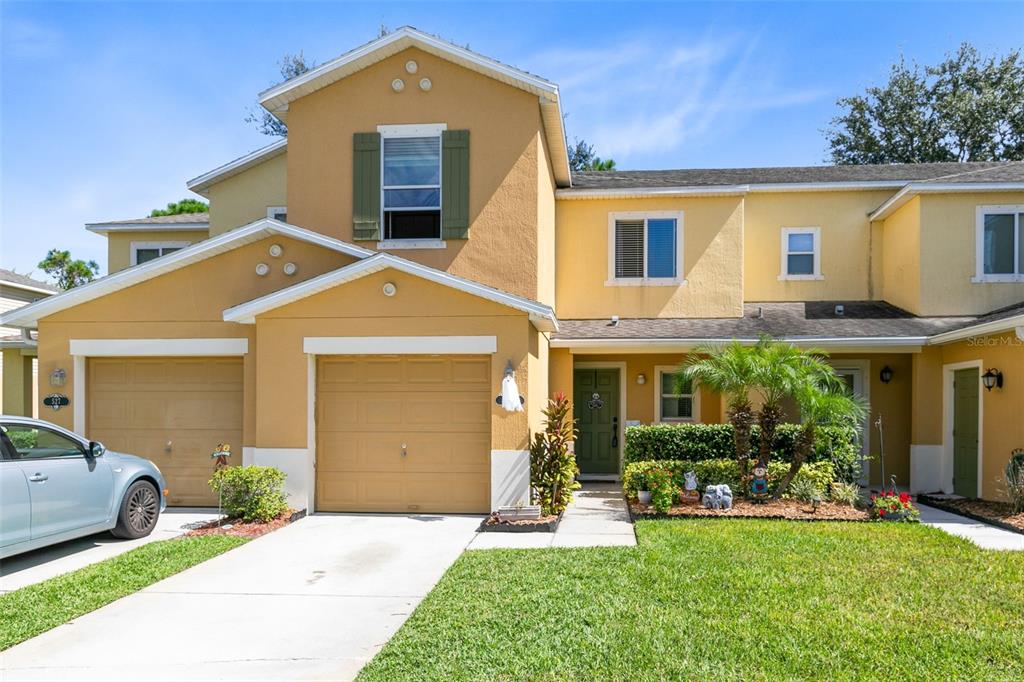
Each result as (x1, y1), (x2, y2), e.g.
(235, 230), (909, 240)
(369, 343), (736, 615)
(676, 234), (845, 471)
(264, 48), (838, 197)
(69, 338), (248, 435)
(303, 335), (497, 355)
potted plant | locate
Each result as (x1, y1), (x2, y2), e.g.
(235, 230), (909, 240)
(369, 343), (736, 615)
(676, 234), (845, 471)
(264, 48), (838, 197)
(869, 491), (920, 522)
(635, 471), (652, 505)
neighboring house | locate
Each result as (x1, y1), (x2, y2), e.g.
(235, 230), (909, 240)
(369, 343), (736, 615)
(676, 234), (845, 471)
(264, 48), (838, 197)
(85, 212), (211, 272)
(0, 269), (58, 417)
(2, 27), (1021, 511)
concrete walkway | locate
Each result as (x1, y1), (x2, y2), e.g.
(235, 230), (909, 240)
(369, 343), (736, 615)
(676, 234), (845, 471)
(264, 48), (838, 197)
(1, 513), (482, 681)
(0, 508), (223, 593)
(917, 502), (1024, 551)
(468, 481), (636, 550)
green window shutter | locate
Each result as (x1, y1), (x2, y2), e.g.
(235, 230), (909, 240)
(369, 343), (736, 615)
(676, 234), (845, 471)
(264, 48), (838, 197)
(442, 129), (470, 239)
(352, 132), (381, 241)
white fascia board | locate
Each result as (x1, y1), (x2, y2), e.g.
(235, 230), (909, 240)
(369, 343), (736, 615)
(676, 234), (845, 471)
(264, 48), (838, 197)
(539, 98), (571, 188)
(85, 222), (209, 235)
(186, 139), (287, 195)
(258, 27), (557, 116)
(0, 280), (56, 296)
(0, 218), (372, 329)
(70, 338), (248, 357)
(555, 180), (917, 201)
(869, 182), (1024, 221)
(552, 336), (928, 351)
(223, 252), (559, 331)
(303, 335), (497, 355)
(927, 313), (1024, 345)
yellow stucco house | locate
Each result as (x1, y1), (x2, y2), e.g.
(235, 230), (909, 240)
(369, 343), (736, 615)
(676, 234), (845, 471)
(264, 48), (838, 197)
(3, 28), (1022, 511)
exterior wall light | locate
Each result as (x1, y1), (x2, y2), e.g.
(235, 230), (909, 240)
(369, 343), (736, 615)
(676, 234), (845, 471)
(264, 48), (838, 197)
(982, 368), (1003, 391)
(636, 373), (646, 385)
(49, 368), (66, 387)
(879, 366), (893, 384)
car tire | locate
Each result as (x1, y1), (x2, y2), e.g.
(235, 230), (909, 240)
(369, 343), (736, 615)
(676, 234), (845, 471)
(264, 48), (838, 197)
(111, 480), (161, 539)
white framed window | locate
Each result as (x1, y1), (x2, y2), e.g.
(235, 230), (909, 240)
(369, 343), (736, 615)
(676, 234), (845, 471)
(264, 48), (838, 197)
(606, 211), (685, 286)
(130, 241), (189, 266)
(379, 123), (446, 242)
(267, 206), (287, 222)
(654, 366), (700, 422)
(778, 227), (822, 280)
(973, 205), (1024, 283)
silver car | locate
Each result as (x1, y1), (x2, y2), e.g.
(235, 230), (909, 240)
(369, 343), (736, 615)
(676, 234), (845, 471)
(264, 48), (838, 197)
(0, 415), (167, 559)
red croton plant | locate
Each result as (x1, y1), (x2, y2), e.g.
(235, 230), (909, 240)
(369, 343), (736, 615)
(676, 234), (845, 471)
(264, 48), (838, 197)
(869, 491), (920, 522)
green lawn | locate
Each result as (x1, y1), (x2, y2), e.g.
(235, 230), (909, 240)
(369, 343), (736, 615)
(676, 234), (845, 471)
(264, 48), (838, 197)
(359, 520), (1024, 681)
(0, 535), (246, 650)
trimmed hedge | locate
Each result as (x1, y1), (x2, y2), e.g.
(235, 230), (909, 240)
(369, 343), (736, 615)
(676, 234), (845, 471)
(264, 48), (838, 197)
(624, 423), (861, 482)
(623, 458), (835, 500)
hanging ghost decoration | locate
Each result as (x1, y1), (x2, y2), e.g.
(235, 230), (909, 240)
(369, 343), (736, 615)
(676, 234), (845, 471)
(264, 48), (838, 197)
(500, 372), (524, 412)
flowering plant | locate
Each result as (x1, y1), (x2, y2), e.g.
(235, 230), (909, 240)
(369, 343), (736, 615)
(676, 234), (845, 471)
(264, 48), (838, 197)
(646, 468), (677, 514)
(869, 491), (920, 522)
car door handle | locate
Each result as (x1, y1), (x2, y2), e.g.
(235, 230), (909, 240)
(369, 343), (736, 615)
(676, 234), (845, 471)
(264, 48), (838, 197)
(28, 473), (48, 483)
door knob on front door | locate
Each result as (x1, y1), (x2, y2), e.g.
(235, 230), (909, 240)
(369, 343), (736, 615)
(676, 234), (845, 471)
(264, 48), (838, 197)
(28, 473), (48, 482)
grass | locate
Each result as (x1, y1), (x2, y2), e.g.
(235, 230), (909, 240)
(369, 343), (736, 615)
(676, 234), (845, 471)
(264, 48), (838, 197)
(0, 534), (247, 650)
(358, 520), (1024, 681)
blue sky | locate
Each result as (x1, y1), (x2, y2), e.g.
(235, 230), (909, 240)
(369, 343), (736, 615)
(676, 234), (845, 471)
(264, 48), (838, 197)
(2, 1), (1023, 278)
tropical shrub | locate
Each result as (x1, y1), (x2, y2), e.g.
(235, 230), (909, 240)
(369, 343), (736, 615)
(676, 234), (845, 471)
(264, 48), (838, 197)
(829, 481), (862, 507)
(869, 491), (920, 522)
(624, 423), (860, 477)
(787, 477), (823, 503)
(1005, 450), (1024, 514)
(622, 459), (834, 500)
(529, 392), (579, 516)
(646, 468), (675, 513)
(209, 465), (288, 522)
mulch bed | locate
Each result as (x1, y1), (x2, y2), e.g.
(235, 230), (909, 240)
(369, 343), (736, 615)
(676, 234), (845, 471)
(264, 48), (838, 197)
(478, 512), (562, 533)
(186, 508), (305, 538)
(630, 498), (871, 521)
(918, 496), (1024, 535)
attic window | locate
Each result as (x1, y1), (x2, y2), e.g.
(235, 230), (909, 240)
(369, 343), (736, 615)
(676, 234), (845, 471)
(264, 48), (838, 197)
(381, 128), (442, 240)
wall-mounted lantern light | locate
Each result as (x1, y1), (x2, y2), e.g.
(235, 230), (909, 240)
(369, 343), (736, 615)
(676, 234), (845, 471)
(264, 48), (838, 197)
(982, 368), (1003, 391)
(49, 368), (66, 387)
(636, 373), (646, 385)
(879, 366), (893, 384)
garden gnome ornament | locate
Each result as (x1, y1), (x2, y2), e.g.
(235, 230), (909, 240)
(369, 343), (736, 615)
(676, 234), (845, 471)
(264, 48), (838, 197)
(749, 459), (769, 502)
(211, 443), (232, 471)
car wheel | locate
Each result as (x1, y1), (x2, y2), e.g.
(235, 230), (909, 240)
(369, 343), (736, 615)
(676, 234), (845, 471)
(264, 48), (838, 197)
(111, 480), (161, 539)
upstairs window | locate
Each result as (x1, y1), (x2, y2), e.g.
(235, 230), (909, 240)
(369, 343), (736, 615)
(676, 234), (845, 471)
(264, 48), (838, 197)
(655, 367), (699, 422)
(131, 242), (187, 266)
(779, 227), (822, 280)
(607, 212), (684, 285)
(975, 206), (1024, 282)
(382, 132), (441, 240)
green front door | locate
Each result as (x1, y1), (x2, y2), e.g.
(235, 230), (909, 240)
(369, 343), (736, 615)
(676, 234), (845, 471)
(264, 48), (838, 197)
(573, 368), (620, 474)
(953, 368), (980, 498)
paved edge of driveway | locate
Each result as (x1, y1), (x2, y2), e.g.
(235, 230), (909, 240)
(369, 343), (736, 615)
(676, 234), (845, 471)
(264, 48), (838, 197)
(917, 502), (1024, 550)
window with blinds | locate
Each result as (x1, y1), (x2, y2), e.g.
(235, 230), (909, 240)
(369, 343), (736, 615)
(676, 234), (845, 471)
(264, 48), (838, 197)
(382, 135), (441, 240)
(613, 217), (678, 280)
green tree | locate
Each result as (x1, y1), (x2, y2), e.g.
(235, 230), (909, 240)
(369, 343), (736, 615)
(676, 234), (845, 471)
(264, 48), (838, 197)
(680, 341), (759, 481)
(149, 198), (208, 217)
(246, 52), (316, 137)
(567, 137), (617, 171)
(38, 249), (99, 290)
(774, 385), (867, 499)
(826, 43), (1024, 164)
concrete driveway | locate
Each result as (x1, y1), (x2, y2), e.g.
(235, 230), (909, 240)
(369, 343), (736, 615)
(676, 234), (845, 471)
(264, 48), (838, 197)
(1, 512), (482, 682)
(1, 508), (223, 593)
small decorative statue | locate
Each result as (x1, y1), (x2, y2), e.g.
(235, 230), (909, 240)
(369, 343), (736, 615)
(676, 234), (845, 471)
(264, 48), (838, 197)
(702, 484), (733, 510)
(211, 443), (232, 471)
(749, 459), (769, 502)
(681, 470), (700, 505)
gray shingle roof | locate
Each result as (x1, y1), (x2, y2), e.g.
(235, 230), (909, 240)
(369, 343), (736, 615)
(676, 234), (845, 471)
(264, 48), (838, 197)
(86, 212), (209, 227)
(569, 162), (1024, 190)
(0, 269), (58, 292)
(551, 301), (1024, 342)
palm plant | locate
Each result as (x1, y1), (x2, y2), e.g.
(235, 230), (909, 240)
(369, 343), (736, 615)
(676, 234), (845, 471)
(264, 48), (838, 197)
(774, 382), (867, 499)
(680, 341), (758, 481)
(750, 337), (839, 469)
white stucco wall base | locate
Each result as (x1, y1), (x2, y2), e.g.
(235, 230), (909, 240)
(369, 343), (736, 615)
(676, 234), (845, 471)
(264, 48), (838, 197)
(910, 444), (946, 494)
(491, 449), (530, 510)
(244, 446), (314, 512)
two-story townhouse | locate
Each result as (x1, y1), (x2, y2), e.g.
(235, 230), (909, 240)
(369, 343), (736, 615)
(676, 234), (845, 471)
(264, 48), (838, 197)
(3, 28), (1021, 512)
(0, 269), (57, 417)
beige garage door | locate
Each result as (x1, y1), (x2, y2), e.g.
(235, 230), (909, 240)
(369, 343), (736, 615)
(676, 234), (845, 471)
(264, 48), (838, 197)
(88, 357), (244, 506)
(316, 355), (491, 513)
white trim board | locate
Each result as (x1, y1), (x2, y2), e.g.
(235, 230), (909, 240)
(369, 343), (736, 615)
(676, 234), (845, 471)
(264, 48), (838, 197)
(70, 338), (249, 357)
(187, 139), (288, 195)
(942, 360), (984, 499)
(869, 182), (1024, 221)
(303, 335), (496, 355)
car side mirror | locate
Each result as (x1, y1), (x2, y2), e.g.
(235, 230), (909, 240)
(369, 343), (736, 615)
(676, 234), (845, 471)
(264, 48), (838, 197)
(88, 441), (106, 458)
